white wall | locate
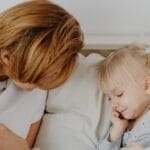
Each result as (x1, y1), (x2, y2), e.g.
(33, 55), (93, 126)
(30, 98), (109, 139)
(1, 0), (150, 48)
(54, 0), (150, 48)
(0, 0), (23, 12)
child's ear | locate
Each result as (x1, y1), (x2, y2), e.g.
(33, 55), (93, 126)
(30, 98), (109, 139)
(0, 50), (11, 66)
(144, 75), (150, 95)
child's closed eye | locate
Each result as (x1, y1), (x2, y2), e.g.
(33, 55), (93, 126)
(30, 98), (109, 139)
(108, 97), (111, 101)
(116, 92), (123, 97)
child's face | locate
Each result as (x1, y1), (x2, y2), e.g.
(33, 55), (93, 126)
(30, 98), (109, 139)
(105, 73), (150, 120)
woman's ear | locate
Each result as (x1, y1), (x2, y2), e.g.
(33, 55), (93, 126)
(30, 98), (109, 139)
(0, 50), (11, 66)
(144, 75), (150, 95)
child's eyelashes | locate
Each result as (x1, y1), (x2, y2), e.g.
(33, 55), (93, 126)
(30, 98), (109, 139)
(116, 92), (123, 98)
(108, 97), (111, 101)
(107, 92), (123, 101)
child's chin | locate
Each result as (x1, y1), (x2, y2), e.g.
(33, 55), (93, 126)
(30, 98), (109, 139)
(123, 114), (135, 120)
(122, 113), (132, 120)
(123, 116), (130, 120)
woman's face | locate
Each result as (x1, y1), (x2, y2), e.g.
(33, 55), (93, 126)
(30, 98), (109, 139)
(12, 72), (60, 90)
(1, 50), (67, 90)
(13, 80), (37, 91)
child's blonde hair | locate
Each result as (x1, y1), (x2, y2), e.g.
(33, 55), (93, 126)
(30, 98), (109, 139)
(97, 44), (150, 92)
(0, 0), (84, 89)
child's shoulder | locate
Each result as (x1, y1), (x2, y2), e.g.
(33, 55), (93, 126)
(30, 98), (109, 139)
(129, 111), (150, 136)
(139, 110), (150, 128)
(133, 111), (150, 130)
(147, 109), (150, 115)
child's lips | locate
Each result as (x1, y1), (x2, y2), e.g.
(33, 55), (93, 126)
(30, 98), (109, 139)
(116, 107), (127, 113)
(121, 108), (127, 115)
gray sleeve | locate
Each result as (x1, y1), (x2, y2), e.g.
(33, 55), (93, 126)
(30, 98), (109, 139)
(136, 134), (150, 148)
(144, 147), (150, 150)
(132, 116), (150, 148)
(97, 132), (121, 150)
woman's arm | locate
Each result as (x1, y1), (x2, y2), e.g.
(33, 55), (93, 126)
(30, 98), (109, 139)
(26, 120), (42, 147)
(0, 120), (42, 150)
(0, 123), (30, 150)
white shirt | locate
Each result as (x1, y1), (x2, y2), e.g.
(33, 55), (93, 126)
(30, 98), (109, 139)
(0, 79), (47, 138)
(35, 53), (111, 150)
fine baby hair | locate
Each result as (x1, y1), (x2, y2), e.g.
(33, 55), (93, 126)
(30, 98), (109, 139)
(96, 43), (150, 92)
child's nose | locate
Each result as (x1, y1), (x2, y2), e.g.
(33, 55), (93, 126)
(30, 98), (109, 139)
(116, 106), (125, 113)
(111, 101), (119, 109)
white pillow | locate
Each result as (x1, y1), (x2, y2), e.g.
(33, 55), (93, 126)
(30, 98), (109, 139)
(35, 53), (111, 150)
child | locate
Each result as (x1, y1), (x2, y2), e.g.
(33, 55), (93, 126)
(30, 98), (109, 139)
(96, 44), (150, 149)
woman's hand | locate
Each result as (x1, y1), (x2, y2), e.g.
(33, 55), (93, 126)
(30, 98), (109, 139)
(121, 141), (144, 150)
(0, 123), (30, 150)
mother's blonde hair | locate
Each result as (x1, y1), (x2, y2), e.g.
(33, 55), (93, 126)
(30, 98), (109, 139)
(97, 44), (150, 91)
(0, 0), (84, 89)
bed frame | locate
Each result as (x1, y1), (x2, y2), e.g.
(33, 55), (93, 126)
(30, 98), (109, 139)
(80, 49), (114, 57)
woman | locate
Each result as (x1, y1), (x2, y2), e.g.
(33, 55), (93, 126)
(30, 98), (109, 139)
(0, 0), (83, 149)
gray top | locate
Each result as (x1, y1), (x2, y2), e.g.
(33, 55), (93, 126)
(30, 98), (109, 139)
(97, 111), (150, 150)
(0, 80), (7, 94)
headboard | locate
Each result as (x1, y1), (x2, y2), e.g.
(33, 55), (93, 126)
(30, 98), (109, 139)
(80, 49), (113, 57)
